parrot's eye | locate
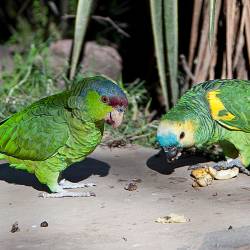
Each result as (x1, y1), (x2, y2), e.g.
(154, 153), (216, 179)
(101, 96), (109, 103)
(180, 132), (185, 139)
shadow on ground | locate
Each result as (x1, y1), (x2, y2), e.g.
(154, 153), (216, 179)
(199, 226), (250, 250)
(0, 158), (110, 191)
(147, 149), (211, 175)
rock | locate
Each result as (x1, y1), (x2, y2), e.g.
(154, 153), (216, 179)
(0, 46), (13, 83)
(49, 40), (122, 81)
(47, 39), (72, 89)
(49, 39), (72, 86)
(124, 182), (137, 191)
(81, 41), (122, 80)
(50, 39), (72, 57)
(10, 222), (20, 233)
(40, 221), (48, 227)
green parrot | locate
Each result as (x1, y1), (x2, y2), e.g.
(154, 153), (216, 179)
(157, 79), (250, 175)
(0, 76), (128, 197)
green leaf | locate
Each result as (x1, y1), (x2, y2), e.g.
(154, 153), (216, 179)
(70, 0), (93, 80)
(164, 0), (178, 105)
(150, 0), (169, 110)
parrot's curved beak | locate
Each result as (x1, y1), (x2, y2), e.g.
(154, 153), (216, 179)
(105, 109), (124, 128)
(162, 146), (182, 163)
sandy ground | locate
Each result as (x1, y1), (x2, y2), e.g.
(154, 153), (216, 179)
(1, 145), (250, 250)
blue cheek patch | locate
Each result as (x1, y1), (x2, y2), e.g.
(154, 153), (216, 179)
(157, 133), (178, 147)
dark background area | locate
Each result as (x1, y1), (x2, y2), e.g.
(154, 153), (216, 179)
(0, 0), (193, 84)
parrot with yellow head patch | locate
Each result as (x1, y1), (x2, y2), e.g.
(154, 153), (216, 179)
(0, 75), (128, 197)
(157, 79), (250, 175)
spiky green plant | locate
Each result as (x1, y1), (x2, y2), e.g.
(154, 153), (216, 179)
(150, 0), (217, 110)
(70, 0), (93, 79)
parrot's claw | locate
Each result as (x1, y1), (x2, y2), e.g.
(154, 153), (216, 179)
(59, 179), (96, 189)
(39, 191), (96, 198)
(38, 179), (97, 198)
(212, 158), (250, 176)
(237, 167), (250, 176)
(189, 158), (250, 176)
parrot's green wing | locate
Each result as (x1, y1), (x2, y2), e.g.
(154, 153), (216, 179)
(0, 93), (70, 161)
(206, 80), (250, 132)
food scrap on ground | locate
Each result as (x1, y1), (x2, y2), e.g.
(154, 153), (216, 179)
(155, 213), (189, 224)
(191, 168), (213, 187)
(208, 167), (239, 180)
(191, 166), (239, 187)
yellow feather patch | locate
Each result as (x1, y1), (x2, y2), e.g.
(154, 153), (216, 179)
(206, 90), (235, 121)
(216, 120), (241, 131)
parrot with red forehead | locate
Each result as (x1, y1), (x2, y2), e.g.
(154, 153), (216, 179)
(0, 76), (128, 197)
(157, 79), (250, 175)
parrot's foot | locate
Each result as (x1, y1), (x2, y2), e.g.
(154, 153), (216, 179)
(212, 158), (250, 176)
(59, 179), (96, 189)
(38, 180), (96, 198)
(189, 158), (250, 176)
(39, 190), (96, 198)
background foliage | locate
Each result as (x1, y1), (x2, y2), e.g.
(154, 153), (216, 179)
(0, 0), (249, 147)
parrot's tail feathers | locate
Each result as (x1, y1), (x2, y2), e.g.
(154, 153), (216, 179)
(4, 156), (35, 174)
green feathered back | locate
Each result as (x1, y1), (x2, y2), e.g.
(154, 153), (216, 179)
(166, 79), (250, 127)
(204, 80), (250, 132)
(0, 92), (70, 161)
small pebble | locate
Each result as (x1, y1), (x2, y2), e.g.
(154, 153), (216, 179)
(10, 222), (20, 233)
(124, 182), (137, 191)
(40, 221), (48, 227)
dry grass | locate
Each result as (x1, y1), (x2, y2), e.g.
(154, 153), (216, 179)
(184, 0), (250, 86)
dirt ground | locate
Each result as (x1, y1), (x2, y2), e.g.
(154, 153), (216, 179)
(1, 145), (250, 250)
